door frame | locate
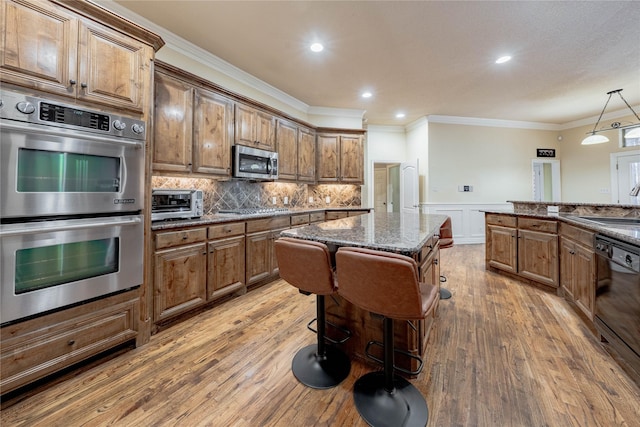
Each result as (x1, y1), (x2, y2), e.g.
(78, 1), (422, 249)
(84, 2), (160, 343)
(610, 150), (640, 204)
(531, 159), (561, 202)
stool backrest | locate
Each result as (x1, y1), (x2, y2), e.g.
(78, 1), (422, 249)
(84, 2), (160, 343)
(274, 237), (336, 295)
(439, 216), (454, 248)
(336, 247), (424, 320)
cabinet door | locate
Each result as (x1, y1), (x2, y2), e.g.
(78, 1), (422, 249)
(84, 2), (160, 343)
(154, 243), (207, 322)
(207, 236), (245, 300)
(1, 0), (78, 96)
(559, 238), (576, 299)
(297, 127), (316, 183)
(234, 103), (256, 146)
(193, 88), (233, 176)
(340, 135), (363, 183)
(77, 20), (149, 112)
(573, 242), (596, 320)
(153, 72), (194, 173)
(317, 134), (340, 182)
(518, 229), (558, 287)
(255, 110), (275, 150)
(246, 231), (271, 285)
(276, 120), (298, 181)
(486, 225), (517, 273)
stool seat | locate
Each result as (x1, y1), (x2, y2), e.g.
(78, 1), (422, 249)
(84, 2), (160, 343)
(274, 237), (351, 389)
(336, 247), (439, 427)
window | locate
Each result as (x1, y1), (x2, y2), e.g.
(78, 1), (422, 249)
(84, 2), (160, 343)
(621, 126), (640, 148)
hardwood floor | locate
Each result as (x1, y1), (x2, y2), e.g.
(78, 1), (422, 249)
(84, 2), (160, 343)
(2, 244), (640, 426)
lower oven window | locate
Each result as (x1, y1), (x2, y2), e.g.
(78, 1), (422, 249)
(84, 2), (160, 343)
(17, 148), (121, 192)
(15, 238), (119, 294)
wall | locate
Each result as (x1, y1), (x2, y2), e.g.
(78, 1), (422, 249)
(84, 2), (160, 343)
(428, 123), (559, 203)
(363, 125), (407, 207)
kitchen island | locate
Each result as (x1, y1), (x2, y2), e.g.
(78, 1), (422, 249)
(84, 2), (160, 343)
(280, 212), (448, 374)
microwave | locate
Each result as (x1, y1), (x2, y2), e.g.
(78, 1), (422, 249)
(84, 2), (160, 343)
(233, 145), (278, 180)
(151, 189), (203, 221)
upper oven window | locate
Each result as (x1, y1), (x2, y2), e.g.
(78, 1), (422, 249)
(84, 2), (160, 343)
(15, 237), (119, 294)
(17, 148), (121, 192)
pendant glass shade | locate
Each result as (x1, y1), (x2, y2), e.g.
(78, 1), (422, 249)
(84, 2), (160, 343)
(581, 134), (610, 145)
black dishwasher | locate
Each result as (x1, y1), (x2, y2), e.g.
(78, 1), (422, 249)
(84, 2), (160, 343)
(594, 234), (640, 375)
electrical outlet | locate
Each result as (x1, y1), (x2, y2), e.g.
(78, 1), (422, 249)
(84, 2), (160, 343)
(308, 196), (314, 203)
(271, 197), (276, 204)
(458, 185), (473, 192)
(600, 188), (610, 194)
(284, 196), (289, 205)
(325, 196), (331, 204)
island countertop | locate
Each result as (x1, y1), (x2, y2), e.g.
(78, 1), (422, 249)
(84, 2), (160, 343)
(280, 212), (448, 256)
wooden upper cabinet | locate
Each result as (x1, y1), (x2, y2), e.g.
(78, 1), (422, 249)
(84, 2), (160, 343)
(340, 135), (364, 183)
(317, 134), (340, 182)
(297, 127), (316, 183)
(235, 103), (275, 150)
(1, 0), (152, 113)
(153, 71), (194, 173)
(193, 88), (233, 176)
(276, 119), (298, 181)
(317, 133), (364, 183)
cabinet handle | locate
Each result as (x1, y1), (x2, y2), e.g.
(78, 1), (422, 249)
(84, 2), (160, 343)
(68, 339), (75, 346)
(69, 79), (76, 85)
(570, 250), (575, 255)
(203, 251), (207, 255)
(182, 234), (188, 240)
(81, 83), (87, 89)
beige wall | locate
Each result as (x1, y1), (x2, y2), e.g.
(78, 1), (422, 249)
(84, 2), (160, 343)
(427, 123), (559, 203)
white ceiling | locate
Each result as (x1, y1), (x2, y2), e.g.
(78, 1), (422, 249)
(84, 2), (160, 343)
(107, 0), (640, 127)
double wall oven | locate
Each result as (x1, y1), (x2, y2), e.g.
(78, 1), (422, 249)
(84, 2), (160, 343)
(0, 89), (145, 325)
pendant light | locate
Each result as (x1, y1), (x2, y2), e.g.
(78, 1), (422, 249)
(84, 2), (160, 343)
(581, 89), (640, 145)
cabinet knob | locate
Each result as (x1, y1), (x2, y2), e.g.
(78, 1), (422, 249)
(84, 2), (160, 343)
(434, 258), (439, 265)
(69, 79), (76, 85)
(81, 83), (87, 89)
(68, 339), (76, 346)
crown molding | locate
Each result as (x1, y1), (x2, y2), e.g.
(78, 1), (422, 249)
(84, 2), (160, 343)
(427, 115), (561, 131)
(366, 125), (406, 134)
(559, 106), (640, 130)
(406, 116), (429, 132)
(308, 106), (366, 118)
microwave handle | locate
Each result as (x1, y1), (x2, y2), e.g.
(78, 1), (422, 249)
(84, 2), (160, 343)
(0, 216), (142, 237)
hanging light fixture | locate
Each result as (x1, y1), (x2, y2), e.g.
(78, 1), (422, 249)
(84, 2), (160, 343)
(581, 89), (640, 145)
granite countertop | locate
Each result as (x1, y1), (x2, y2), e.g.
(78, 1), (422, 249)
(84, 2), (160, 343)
(482, 207), (640, 246)
(280, 212), (448, 256)
(151, 207), (370, 231)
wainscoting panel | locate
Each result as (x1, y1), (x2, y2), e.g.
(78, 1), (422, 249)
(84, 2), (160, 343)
(421, 203), (512, 244)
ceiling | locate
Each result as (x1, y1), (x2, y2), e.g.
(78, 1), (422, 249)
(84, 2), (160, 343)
(108, 0), (640, 127)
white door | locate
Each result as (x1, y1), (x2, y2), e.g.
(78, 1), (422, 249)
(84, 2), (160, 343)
(616, 154), (640, 204)
(374, 168), (388, 212)
(399, 161), (419, 213)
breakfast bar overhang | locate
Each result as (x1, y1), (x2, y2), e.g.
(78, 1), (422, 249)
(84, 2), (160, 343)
(280, 212), (448, 374)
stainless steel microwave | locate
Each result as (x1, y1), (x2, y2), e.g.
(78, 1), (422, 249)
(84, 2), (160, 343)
(233, 145), (278, 180)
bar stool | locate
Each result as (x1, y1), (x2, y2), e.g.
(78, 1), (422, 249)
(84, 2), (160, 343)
(274, 237), (351, 389)
(439, 216), (454, 300)
(336, 247), (439, 427)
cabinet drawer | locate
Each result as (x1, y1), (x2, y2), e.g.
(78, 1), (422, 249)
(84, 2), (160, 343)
(326, 211), (349, 220)
(246, 216), (290, 233)
(290, 214), (310, 226)
(559, 222), (594, 247)
(1, 297), (137, 394)
(310, 212), (325, 223)
(208, 222), (245, 239)
(155, 228), (207, 249)
(485, 213), (517, 227)
(518, 217), (557, 233)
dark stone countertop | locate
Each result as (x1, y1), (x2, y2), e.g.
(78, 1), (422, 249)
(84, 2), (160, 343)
(151, 207), (371, 231)
(280, 212), (448, 256)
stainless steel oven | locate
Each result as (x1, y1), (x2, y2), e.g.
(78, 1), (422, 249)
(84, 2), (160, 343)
(1, 89), (146, 325)
(0, 215), (143, 324)
(0, 89), (144, 219)
(594, 234), (640, 375)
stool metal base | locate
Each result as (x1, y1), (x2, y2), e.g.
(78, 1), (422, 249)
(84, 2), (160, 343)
(353, 371), (428, 427)
(440, 288), (452, 299)
(291, 344), (351, 389)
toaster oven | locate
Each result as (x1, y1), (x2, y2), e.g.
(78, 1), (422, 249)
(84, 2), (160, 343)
(151, 189), (203, 221)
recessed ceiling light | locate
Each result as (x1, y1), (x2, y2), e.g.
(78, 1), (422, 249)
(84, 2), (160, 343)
(361, 91), (372, 98)
(396, 112), (406, 119)
(310, 42), (324, 53)
(496, 55), (512, 64)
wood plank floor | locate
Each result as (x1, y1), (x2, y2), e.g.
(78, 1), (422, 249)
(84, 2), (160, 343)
(2, 244), (640, 426)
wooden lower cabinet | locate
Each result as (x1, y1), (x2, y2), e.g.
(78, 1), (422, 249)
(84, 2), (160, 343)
(246, 231), (271, 285)
(207, 236), (245, 300)
(1, 290), (138, 395)
(559, 223), (596, 320)
(486, 224), (518, 273)
(518, 229), (558, 288)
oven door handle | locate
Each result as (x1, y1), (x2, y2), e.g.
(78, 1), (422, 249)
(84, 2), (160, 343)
(0, 216), (142, 237)
(0, 121), (144, 149)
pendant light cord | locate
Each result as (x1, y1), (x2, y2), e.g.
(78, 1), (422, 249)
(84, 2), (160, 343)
(616, 90), (640, 122)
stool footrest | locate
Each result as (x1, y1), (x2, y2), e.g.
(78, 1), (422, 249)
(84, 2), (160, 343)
(307, 318), (352, 344)
(364, 340), (424, 376)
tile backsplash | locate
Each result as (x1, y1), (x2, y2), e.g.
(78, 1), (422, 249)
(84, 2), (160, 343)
(151, 176), (361, 215)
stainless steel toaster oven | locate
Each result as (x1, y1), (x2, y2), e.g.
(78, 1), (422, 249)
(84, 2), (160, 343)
(151, 189), (204, 221)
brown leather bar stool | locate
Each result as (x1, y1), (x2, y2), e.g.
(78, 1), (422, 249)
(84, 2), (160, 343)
(274, 237), (351, 389)
(439, 216), (454, 300)
(336, 247), (439, 427)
